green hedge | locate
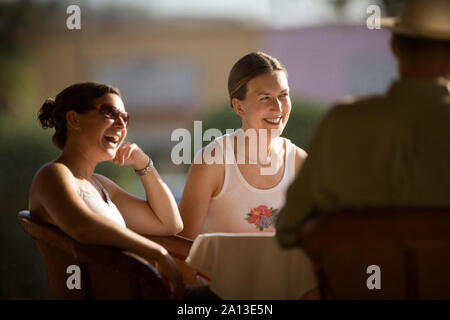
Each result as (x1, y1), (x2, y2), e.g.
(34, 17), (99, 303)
(0, 117), (57, 298)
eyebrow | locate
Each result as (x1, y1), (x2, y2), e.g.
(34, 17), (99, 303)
(256, 89), (289, 95)
(100, 104), (127, 112)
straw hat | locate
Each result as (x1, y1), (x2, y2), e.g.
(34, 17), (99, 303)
(381, 0), (450, 41)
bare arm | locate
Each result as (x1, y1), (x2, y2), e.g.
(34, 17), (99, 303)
(99, 142), (183, 236)
(32, 163), (184, 298)
(294, 146), (308, 176)
(178, 150), (224, 240)
(97, 168), (182, 236)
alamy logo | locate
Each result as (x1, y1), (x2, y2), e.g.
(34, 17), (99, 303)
(66, 265), (81, 290)
(66, 5), (81, 30)
(366, 265), (381, 290)
(366, 5), (381, 30)
(171, 121), (282, 175)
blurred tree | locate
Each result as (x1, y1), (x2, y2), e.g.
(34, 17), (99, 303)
(0, 0), (34, 115)
(0, 117), (57, 299)
(0, 0), (65, 115)
(380, 0), (404, 16)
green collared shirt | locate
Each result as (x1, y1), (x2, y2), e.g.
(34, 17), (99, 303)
(276, 78), (450, 248)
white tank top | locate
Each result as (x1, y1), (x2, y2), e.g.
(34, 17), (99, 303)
(78, 178), (126, 228)
(199, 129), (297, 234)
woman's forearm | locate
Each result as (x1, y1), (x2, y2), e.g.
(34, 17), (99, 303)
(139, 167), (183, 234)
(74, 211), (169, 262)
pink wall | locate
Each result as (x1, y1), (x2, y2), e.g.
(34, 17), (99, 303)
(263, 25), (398, 105)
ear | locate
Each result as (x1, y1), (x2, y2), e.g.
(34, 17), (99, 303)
(231, 98), (246, 117)
(66, 111), (81, 130)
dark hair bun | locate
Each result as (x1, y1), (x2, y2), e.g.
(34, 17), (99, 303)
(38, 98), (56, 128)
(37, 82), (120, 149)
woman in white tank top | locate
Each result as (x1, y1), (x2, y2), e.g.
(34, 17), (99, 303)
(29, 82), (184, 298)
(179, 52), (307, 239)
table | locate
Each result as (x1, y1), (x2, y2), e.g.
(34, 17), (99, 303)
(185, 232), (317, 300)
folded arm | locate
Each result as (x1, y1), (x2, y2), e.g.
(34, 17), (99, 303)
(96, 167), (183, 236)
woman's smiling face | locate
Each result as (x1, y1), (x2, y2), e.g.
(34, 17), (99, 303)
(78, 93), (128, 160)
(232, 70), (291, 137)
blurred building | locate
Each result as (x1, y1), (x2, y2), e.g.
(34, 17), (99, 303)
(264, 25), (397, 104)
(23, 5), (397, 169)
(25, 15), (259, 151)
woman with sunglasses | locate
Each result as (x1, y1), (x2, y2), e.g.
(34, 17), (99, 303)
(29, 82), (184, 298)
(179, 52), (308, 239)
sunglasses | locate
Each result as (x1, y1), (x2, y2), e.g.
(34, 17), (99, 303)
(92, 104), (130, 126)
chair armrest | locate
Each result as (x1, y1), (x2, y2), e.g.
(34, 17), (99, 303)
(144, 235), (193, 260)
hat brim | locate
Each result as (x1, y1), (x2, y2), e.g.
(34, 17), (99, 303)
(380, 17), (450, 41)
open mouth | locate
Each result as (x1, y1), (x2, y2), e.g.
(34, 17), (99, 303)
(264, 117), (282, 125)
(104, 134), (120, 144)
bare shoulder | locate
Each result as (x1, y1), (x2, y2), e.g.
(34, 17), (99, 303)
(294, 145), (308, 175)
(190, 147), (224, 179)
(295, 145), (307, 159)
(187, 145), (225, 197)
(32, 162), (75, 188)
(29, 162), (77, 220)
(193, 138), (226, 173)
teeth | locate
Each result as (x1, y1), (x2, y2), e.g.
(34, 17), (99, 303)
(105, 135), (119, 143)
(265, 117), (281, 124)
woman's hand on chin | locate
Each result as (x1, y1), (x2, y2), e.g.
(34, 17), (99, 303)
(112, 141), (150, 170)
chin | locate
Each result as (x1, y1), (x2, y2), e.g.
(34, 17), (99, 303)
(101, 147), (117, 161)
(269, 128), (283, 138)
(262, 123), (284, 136)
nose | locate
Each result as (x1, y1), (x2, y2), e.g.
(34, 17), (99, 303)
(114, 116), (127, 129)
(270, 97), (283, 112)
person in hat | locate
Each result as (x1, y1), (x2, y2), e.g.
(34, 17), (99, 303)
(276, 0), (450, 248)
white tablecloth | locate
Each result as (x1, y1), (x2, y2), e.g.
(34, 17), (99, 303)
(185, 232), (317, 300)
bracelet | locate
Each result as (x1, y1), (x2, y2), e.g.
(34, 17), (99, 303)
(134, 158), (154, 176)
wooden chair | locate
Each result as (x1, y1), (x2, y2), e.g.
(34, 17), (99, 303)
(18, 210), (170, 299)
(145, 235), (197, 285)
(298, 208), (450, 299)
